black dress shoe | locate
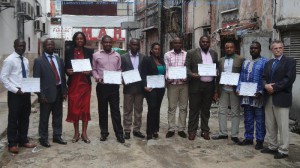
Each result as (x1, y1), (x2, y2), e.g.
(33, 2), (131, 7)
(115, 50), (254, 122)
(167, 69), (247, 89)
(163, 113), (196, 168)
(238, 139), (253, 146)
(40, 141), (51, 148)
(231, 137), (241, 144)
(274, 152), (288, 159)
(255, 141), (264, 150)
(147, 135), (153, 140)
(53, 137), (67, 145)
(100, 133), (109, 141)
(153, 132), (159, 138)
(133, 131), (145, 138)
(178, 131), (187, 138)
(211, 134), (228, 140)
(261, 148), (278, 155)
(166, 131), (175, 138)
(117, 136), (125, 143)
(124, 132), (130, 139)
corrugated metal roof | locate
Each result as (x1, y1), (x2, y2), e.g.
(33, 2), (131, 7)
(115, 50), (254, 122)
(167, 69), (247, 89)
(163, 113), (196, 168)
(61, 15), (134, 28)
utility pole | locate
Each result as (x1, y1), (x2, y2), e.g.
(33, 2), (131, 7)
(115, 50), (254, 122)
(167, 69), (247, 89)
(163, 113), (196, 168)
(17, 0), (24, 39)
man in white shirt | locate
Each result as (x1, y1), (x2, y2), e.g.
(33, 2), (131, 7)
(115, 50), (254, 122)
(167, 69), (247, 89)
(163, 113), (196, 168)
(0, 39), (36, 154)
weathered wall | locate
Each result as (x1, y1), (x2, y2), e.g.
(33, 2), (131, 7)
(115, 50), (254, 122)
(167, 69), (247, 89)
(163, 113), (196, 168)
(240, 34), (272, 59)
(193, 0), (211, 48)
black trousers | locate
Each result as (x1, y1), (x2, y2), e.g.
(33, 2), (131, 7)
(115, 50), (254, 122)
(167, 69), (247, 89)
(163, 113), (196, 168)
(7, 91), (31, 147)
(144, 88), (165, 135)
(39, 86), (63, 141)
(96, 84), (123, 137)
(188, 82), (214, 133)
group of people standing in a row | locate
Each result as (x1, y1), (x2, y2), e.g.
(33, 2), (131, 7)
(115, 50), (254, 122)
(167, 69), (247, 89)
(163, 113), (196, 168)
(0, 32), (296, 160)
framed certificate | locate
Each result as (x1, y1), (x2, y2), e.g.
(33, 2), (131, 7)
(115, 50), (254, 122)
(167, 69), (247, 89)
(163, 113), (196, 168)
(71, 59), (92, 72)
(198, 63), (217, 76)
(168, 66), (187, 79)
(21, 78), (40, 92)
(147, 75), (165, 88)
(219, 72), (240, 86)
(122, 70), (142, 84)
(103, 71), (122, 84)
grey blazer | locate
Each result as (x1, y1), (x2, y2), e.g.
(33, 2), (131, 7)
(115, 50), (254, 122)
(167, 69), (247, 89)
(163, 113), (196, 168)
(121, 52), (145, 94)
(184, 48), (219, 93)
(33, 53), (67, 103)
(216, 54), (245, 93)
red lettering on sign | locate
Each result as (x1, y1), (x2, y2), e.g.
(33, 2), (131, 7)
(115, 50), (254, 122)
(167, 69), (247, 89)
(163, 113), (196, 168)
(98, 28), (107, 39)
(113, 27), (122, 40)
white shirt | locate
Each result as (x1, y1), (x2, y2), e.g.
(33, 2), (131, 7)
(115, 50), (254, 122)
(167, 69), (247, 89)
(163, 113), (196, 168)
(224, 58), (234, 73)
(0, 52), (29, 93)
(44, 52), (62, 84)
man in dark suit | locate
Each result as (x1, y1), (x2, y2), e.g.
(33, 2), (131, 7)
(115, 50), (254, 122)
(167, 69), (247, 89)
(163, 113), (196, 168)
(121, 38), (145, 139)
(261, 40), (296, 159)
(184, 35), (218, 140)
(33, 39), (68, 147)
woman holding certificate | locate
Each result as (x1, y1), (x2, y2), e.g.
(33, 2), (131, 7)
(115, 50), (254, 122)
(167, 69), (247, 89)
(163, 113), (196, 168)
(65, 32), (94, 143)
(141, 42), (166, 140)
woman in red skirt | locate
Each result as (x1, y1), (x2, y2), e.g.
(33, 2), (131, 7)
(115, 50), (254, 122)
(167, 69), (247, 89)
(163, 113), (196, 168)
(65, 32), (94, 143)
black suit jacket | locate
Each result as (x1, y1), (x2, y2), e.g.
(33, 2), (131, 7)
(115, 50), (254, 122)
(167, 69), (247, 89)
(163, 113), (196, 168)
(121, 52), (145, 94)
(64, 46), (94, 85)
(33, 53), (67, 103)
(141, 56), (166, 88)
(184, 48), (219, 93)
(262, 55), (296, 107)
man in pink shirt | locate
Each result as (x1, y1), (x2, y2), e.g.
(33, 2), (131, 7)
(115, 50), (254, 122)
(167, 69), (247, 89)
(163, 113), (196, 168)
(164, 37), (188, 138)
(184, 35), (219, 140)
(92, 35), (125, 143)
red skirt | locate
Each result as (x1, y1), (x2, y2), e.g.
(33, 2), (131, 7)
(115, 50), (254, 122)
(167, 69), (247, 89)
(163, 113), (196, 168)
(66, 73), (91, 123)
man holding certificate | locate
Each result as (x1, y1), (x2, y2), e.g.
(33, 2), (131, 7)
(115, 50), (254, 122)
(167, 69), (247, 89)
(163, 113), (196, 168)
(164, 37), (188, 138)
(184, 35), (218, 140)
(92, 35), (125, 143)
(0, 39), (36, 154)
(236, 41), (268, 149)
(212, 41), (245, 144)
(121, 38), (145, 139)
(261, 40), (296, 159)
(33, 39), (68, 147)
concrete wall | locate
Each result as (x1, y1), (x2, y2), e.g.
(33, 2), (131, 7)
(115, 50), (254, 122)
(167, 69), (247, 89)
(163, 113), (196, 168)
(240, 34), (272, 59)
(193, 0), (210, 48)
(279, 0), (300, 19)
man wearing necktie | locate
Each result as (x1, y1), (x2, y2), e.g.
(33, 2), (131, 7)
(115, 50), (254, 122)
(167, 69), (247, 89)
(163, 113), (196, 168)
(0, 39), (36, 154)
(261, 40), (296, 159)
(33, 39), (68, 147)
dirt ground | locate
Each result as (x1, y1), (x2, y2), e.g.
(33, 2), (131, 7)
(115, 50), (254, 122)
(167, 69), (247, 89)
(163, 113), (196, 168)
(0, 83), (300, 168)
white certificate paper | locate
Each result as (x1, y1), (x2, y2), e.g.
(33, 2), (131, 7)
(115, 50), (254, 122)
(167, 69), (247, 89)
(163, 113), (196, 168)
(122, 70), (142, 84)
(71, 59), (92, 72)
(219, 72), (240, 86)
(168, 66), (187, 79)
(198, 63), (217, 76)
(21, 78), (40, 92)
(147, 75), (165, 88)
(103, 71), (122, 84)
(239, 82), (258, 96)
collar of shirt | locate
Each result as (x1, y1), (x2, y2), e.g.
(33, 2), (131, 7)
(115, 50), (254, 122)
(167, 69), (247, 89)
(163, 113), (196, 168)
(225, 54), (235, 59)
(199, 48), (210, 54)
(274, 55), (283, 61)
(100, 50), (115, 55)
(13, 51), (24, 58)
(171, 49), (185, 54)
(130, 51), (139, 57)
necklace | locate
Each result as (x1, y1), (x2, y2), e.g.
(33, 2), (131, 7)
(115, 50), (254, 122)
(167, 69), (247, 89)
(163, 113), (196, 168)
(246, 57), (261, 81)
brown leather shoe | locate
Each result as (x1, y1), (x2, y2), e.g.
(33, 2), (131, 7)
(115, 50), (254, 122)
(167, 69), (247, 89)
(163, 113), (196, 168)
(8, 146), (19, 154)
(201, 131), (210, 140)
(19, 142), (37, 148)
(188, 132), (196, 140)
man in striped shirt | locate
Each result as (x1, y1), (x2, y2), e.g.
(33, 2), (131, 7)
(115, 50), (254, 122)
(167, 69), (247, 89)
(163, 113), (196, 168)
(164, 37), (188, 138)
